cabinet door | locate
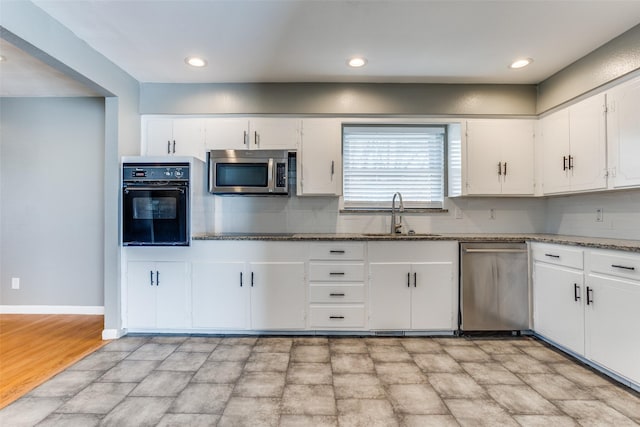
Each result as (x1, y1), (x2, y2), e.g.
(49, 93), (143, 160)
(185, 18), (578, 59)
(155, 261), (189, 329)
(465, 120), (503, 195)
(533, 262), (585, 355)
(249, 262), (305, 329)
(192, 262), (248, 329)
(540, 110), (572, 194)
(145, 119), (174, 156)
(203, 118), (250, 150)
(250, 118), (300, 150)
(411, 262), (455, 330)
(172, 119), (205, 160)
(608, 78), (640, 189)
(585, 274), (640, 384)
(369, 263), (411, 329)
(499, 120), (535, 195)
(568, 94), (607, 192)
(127, 261), (157, 329)
(298, 119), (341, 196)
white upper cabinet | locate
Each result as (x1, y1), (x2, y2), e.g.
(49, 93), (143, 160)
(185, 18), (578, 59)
(203, 118), (251, 150)
(143, 118), (206, 160)
(607, 76), (640, 189)
(540, 94), (607, 195)
(297, 118), (342, 196)
(203, 118), (300, 151)
(464, 119), (535, 195)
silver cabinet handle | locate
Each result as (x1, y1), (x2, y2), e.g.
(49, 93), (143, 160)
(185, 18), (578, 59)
(240, 272), (243, 287)
(574, 283), (580, 302)
(329, 316), (345, 319)
(167, 140), (171, 154)
(563, 156), (568, 171)
(331, 160), (335, 176)
(329, 293), (345, 297)
(243, 131), (248, 145)
(612, 264), (635, 271)
(568, 155), (574, 170)
(329, 250), (345, 254)
(172, 140), (176, 153)
(414, 272), (417, 288)
(503, 162), (507, 176)
(586, 286), (593, 305)
(150, 271), (154, 286)
(254, 131), (259, 145)
(498, 162), (502, 176)
(463, 248), (528, 254)
(251, 272), (254, 287)
(156, 271), (159, 286)
(544, 253), (560, 258)
(407, 272), (410, 287)
(329, 272), (345, 276)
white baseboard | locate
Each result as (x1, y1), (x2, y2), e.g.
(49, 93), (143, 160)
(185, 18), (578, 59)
(0, 305), (105, 315)
(102, 328), (126, 340)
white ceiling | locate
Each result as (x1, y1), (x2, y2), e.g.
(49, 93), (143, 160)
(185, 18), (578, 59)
(3, 0), (640, 97)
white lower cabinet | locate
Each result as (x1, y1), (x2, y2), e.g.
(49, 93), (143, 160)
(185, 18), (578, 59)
(308, 242), (366, 329)
(249, 262), (306, 330)
(368, 242), (458, 331)
(127, 261), (189, 330)
(533, 243), (640, 388)
(533, 262), (585, 355)
(585, 251), (640, 385)
(191, 262), (248, 329)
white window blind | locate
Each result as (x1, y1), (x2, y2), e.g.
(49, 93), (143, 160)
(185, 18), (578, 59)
(343, 125), (446, 209)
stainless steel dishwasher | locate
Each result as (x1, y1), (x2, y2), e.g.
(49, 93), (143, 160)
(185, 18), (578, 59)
(459, 242), (530, 333)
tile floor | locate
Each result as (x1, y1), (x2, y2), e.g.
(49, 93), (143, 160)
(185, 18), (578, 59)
(1, 335), (639, 426)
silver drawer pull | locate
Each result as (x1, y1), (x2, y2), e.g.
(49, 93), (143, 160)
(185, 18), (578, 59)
(329, 316), (345, 319)
(463, 249), (528, 254)
(612, 264), (636, 271)
(545, 253), (560, 258)
(329, 293), (345, 297)
(330, 272), (345, 276)
(329, 250), (345, 254)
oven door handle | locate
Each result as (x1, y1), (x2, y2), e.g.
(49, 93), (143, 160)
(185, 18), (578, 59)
(124, 186), (186, 193)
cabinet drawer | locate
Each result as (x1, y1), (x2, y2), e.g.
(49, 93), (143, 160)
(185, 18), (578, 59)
(532, 243), (583, 269)
(308, 305), (366, 328)
(309, 262), (364, 282)
(589, 251), (640, 281)
(310, 242), (364, 260)
(309, 284), (365, 303)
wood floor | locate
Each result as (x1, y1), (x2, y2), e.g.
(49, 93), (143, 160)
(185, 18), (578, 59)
(0, 314), (108, 409)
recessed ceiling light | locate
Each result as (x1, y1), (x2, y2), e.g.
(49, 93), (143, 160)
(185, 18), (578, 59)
(185, 56), (207, 67)
(347, 57), (367, 68)
(509, 58), (533, 69)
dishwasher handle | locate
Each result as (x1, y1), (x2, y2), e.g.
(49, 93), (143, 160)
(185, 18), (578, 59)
(462, 248), (528, 254)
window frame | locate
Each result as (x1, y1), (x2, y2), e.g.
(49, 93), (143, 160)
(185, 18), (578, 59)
(341, 123), (450, 211)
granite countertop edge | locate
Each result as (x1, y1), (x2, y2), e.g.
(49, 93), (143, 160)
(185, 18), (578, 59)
(192, 233), (640, 252)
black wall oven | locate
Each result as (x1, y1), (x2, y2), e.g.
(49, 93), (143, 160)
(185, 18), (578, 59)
(122, 162), (190, 246)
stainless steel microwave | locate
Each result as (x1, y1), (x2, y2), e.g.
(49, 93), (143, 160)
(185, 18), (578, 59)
(207, 149), (289, 195)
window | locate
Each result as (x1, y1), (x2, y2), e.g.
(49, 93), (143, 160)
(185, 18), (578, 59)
(342, 125), (447, 209)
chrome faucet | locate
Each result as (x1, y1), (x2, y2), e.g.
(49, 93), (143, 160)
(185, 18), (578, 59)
(391, 192), (404, 234)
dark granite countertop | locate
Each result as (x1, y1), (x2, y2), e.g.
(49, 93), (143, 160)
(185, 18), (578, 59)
(192, 233), (640, 253)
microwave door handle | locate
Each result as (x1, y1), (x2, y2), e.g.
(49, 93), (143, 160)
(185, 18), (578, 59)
(268, 158), (274, 191)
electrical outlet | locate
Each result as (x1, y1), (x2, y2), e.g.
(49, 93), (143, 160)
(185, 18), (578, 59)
(596, 208), (603, 222)
(11, 277), (20, 290)
(455, 208), (463, 219)
(489, 209), (496, 220)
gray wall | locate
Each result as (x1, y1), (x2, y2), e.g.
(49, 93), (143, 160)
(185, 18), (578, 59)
(538, 24), (640, 113)
(140, 83), (537, 116)
(0, 97), (105, 306)
(1, 1), (140, 332)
